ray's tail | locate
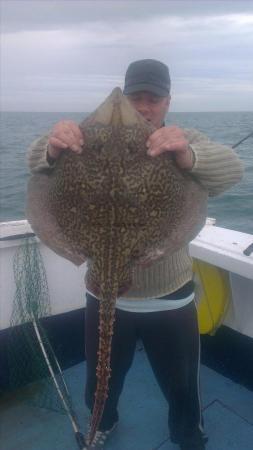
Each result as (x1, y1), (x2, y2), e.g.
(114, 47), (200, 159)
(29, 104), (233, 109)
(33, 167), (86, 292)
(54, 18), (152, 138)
(86, 253), (120, 446)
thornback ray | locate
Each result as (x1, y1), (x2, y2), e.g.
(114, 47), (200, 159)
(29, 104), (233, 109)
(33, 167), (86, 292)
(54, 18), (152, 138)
(26, 87), (207, 445)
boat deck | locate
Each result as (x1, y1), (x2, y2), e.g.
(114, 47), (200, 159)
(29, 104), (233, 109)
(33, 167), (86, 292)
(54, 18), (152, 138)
(1, 346), (253, 450)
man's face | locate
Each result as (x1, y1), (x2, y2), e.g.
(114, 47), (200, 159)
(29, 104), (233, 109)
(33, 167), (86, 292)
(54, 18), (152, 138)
(126, 91), (170, 128)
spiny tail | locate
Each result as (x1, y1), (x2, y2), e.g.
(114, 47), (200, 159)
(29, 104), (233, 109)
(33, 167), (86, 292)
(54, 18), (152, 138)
(87, 255), (119, 446)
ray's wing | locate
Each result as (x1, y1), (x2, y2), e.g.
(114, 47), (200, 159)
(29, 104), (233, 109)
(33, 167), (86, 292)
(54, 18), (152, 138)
(129, 170), (208, 265)
(27, 174), (87, 266)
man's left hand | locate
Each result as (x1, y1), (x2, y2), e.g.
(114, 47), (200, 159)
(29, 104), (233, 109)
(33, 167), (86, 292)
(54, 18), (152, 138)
(146, 126), (194, 170)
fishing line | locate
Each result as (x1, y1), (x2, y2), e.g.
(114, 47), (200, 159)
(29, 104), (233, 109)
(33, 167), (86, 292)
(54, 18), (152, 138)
(232, 131), (253, 149)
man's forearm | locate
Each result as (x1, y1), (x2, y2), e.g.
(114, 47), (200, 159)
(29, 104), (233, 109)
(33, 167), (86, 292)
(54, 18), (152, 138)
(186, 129), (243, 197)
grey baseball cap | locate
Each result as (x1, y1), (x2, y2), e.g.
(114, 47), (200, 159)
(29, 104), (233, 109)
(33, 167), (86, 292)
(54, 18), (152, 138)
(123, 59), (171, 97)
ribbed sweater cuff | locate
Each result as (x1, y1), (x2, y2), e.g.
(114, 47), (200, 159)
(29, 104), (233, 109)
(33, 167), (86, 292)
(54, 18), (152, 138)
(28, 134), (54, 173)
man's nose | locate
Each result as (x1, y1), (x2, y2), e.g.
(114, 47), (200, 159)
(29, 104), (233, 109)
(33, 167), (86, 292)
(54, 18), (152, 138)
(136, 102), (150, 117)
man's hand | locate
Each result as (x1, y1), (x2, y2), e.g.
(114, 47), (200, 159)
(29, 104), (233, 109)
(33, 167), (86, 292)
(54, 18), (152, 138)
(146, 126), (194, 170)
(47, 120), (84, 160)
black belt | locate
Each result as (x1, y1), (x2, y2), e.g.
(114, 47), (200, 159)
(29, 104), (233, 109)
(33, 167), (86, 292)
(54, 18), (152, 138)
(157, 280), (194, 300)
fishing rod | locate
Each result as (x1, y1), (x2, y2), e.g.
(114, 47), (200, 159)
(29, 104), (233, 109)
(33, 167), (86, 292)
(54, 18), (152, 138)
(31, 312), (87, 450)
(232, 131), (253, 149)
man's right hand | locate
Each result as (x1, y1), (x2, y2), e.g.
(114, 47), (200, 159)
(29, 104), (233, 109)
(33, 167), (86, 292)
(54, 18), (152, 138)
(47, 120), (84, 160)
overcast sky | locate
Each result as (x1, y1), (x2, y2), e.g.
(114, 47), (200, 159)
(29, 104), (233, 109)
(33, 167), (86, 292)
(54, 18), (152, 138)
(1, 0), (253, 112)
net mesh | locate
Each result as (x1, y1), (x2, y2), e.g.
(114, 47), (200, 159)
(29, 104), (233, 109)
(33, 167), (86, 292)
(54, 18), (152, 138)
(7, 237), (72, 413)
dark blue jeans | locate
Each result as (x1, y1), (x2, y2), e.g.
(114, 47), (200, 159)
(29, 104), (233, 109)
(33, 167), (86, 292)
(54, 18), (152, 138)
(85, 282), (206, 446)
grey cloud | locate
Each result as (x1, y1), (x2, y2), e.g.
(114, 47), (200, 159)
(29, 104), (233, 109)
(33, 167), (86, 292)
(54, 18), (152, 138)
(2, 0), (253, 32)
(1, 1), (253, 112)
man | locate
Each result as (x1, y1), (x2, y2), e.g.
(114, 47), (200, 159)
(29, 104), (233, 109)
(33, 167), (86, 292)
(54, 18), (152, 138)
(28, 59), (243, 450)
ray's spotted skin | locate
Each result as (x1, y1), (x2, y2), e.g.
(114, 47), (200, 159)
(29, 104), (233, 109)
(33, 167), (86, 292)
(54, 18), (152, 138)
(26, 88), (207, 446)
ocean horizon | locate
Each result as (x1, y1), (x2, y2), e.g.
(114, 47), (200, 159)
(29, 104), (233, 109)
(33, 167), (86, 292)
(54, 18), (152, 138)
(1, 110), (253, 234)
(2, 109), (253, 113)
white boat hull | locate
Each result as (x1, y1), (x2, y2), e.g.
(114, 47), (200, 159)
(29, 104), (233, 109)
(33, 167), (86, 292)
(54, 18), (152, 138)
(1, 219), (252, 337)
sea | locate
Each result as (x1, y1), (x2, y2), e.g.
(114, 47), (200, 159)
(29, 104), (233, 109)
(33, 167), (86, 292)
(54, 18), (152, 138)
(0, 111), (252, 234)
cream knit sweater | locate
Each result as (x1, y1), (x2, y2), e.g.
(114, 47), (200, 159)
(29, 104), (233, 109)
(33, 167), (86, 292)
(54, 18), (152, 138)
(28, 128), (243, 300)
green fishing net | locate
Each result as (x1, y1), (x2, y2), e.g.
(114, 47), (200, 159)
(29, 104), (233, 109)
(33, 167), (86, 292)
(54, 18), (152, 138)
(7, 237), (72, 414)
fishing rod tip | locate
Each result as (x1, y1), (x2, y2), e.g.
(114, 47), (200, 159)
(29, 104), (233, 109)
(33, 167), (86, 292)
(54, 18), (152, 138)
(75, 431), (87, 449)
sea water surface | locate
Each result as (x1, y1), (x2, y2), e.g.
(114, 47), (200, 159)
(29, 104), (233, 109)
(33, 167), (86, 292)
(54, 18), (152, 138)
(0, 111), (252, 234)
